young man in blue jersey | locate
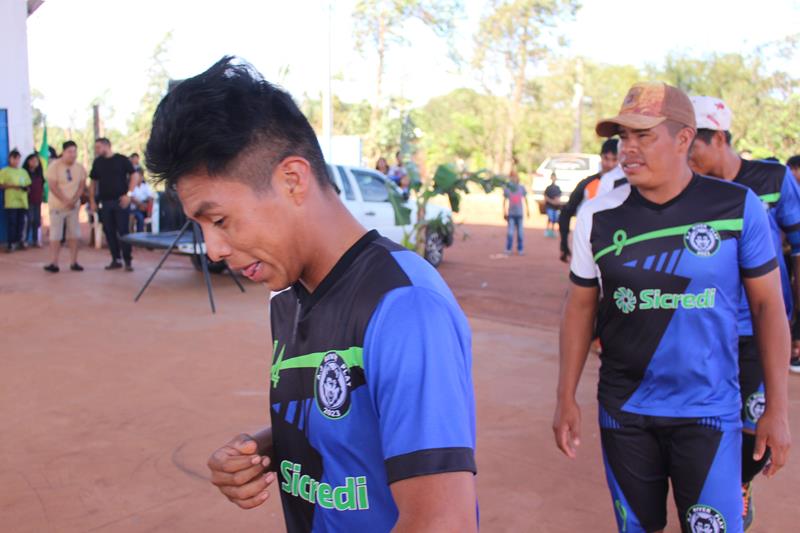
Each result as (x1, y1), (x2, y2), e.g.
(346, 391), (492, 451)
(688, 95), (800, 529)
(145, 58), (478, 533)
(553, 82), (791, 533)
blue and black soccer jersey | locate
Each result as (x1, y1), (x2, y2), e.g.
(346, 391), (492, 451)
(733, 158), (800, 334)
(570, 175), (777, 418)
(268, 230), (477, 533)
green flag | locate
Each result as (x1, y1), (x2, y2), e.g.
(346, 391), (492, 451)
(39, 123), (49, 203)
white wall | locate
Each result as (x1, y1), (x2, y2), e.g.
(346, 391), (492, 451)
(0, 0), (34, 157)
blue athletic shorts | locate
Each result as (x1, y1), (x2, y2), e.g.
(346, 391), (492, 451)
(599, 406), (743, 533)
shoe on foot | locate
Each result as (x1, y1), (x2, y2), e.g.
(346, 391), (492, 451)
(518, 251), (525, 256)
(790, 356), (800, 374)
(742, 482), (753, 531)
(124, 264), (134, 272)
(105, 261), (122, 270)
(43, 264), (59, 273)
(70, 263), (84, 272)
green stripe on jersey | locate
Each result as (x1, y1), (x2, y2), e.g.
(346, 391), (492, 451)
(759, 192), (780, 204)
(271, 345), (364, 388)
(593, 218), (743, 262)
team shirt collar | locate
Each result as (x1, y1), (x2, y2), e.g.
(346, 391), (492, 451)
(293, 230), (381, 311)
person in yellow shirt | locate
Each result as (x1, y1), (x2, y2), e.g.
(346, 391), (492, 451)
(44, 141), (87, 272)
(0, 149), (31, 252)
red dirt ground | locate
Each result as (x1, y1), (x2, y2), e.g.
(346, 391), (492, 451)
(1, 213), (799, 532)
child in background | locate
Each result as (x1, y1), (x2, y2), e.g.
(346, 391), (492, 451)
(544, 172), (561, 238)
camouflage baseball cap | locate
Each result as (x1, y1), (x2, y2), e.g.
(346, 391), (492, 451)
(596, 82), (696, 137)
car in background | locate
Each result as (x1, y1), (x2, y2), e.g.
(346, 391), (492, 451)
(129, 164), (454, 272)
(531, 153), (601, 213)
(330, 164), (454, 267)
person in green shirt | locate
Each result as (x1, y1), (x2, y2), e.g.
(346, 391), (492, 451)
(0, 149), (32, 252)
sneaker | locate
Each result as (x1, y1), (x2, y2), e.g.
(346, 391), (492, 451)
(518, 251), (525, 256)
(105, 261), (122, 270)
(70, 263), (84, 272)
(790, 356), (800, 374)
(43, 264), (59, 273)
(503, 250), (512, 256)
(742, 482), (753, 531)
(124, 264), (134, 272)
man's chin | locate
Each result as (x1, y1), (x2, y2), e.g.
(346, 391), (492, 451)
(264, 277), (293, 292)
(625, 173), (651, 188)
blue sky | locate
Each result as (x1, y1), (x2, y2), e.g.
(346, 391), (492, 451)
(27, 0), (800, 131)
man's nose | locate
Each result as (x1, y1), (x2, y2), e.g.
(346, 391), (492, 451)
(620, 137), (638, 151)
(203, 229), (231, 262)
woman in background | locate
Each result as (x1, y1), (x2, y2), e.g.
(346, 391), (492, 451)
(23, 153), (44, 247)
(375, 156), (389, 175)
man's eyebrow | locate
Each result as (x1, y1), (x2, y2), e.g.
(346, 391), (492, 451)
(193, 200), (220, 218)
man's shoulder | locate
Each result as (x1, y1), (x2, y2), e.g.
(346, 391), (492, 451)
(568, 172), (600, 194)
(735, 160), (788, 197)
(578, 181), (631, 222)
(579, 173), (601, 187)
(367, 240), (462, 317)
(695, 173), (751, 201)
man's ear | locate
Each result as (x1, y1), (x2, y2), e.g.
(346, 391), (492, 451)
(274, 157), (313, 205)
(713, 130), (727, 148)
(677, 127), (696, 154)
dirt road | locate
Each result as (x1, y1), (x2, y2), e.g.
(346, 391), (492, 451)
(1, 215), (798, 532)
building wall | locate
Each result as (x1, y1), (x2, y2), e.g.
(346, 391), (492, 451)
(0, 0), (34, 158)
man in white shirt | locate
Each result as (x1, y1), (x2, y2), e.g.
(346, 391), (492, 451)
(130, 173), (154, 232)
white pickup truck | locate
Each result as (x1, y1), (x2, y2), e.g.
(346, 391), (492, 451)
(135, 164), (455, 272)
(329, 164), (454, 266)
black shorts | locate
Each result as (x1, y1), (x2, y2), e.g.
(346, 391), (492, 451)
(738, 336), (766, 433)
(599, 406), (742, 533)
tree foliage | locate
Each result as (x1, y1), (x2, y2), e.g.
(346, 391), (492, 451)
(473, 0), (580, 173)
(352, 0), (462, 160)
(648, 48), (800, 159)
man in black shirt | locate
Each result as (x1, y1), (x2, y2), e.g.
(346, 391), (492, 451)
(89, 138), (137, 270)
(558, 138), (618, 262)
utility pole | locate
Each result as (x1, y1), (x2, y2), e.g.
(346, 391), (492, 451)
(321, 0), (333, 162)
(92, 104), (101, 140)
(570, 58), (584, 154)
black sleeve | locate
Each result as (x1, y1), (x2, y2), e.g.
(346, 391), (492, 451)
(559, 176), (593, 254)
(123, 156), (135, 175)
(385, 447), (476, 484)
(89, 159), (99, 180)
